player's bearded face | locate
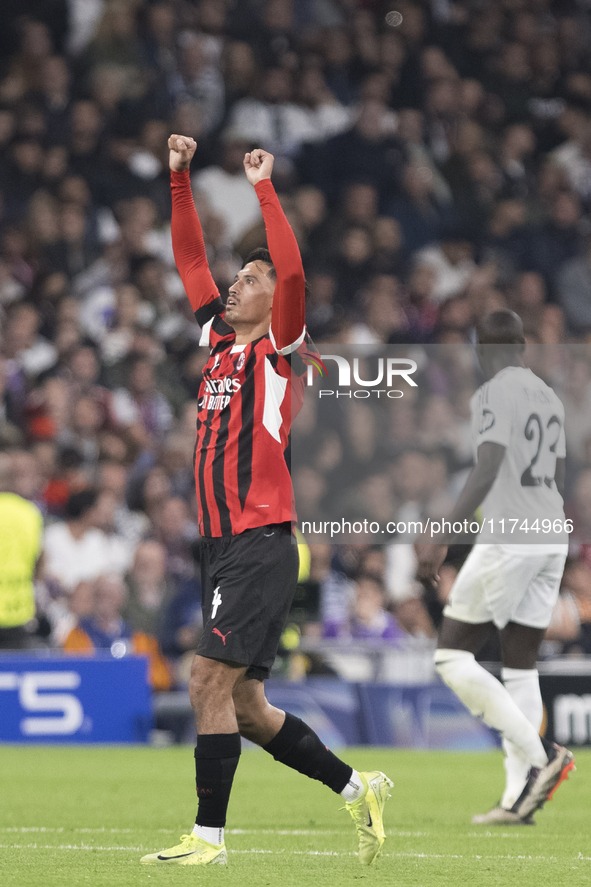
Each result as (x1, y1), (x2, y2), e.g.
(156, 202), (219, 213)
(225, 261), (275, 325)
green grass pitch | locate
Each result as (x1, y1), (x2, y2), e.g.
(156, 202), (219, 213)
(1, 745), (589, 887)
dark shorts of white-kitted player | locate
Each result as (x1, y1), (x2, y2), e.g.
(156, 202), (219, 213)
(197, 522), (299, 680)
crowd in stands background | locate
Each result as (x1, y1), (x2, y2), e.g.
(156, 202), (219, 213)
(0, 0), (591, 678)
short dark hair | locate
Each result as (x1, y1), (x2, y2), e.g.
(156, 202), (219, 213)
(65, 488), (99, 520)
(477, 310), (525, 346)
(243, 248), (276, 282)
(242, 248), (311, 299)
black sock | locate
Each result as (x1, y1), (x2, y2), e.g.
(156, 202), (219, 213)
(263, 712), (352, 794)
(194, 733), (241, 828)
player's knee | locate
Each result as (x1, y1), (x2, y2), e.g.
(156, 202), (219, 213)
(188, 659), (231, 708)
(434, 648), (474, 683)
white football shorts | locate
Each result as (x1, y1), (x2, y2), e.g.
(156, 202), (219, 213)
(444, 543), (568, 630)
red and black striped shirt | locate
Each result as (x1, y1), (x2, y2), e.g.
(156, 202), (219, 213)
(171, 170), (311, 537)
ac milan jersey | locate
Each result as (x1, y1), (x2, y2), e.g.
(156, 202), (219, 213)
(194, 310), (311, 535)
(171, 169), (311, 537)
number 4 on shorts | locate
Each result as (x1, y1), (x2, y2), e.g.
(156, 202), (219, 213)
(211, 586), (222, 619)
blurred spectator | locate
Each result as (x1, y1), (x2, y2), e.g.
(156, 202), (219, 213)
(546, 558), (591, 655)
(550, 103), (591, 205)
(98, 460), (149, 544)
(63, 572), (171, 690)
(405, 263), (438, 337)
(99, 284), (148, 365)
(561, 361), (591, 466)
(37, 54), (71, 144)
(414, 228), (476, 303)
(323, 573), (407, 642)
(348, 275), (409, 345)
(511, 272), (548, 338)
(167, 31), (225, 138)
(309, 100), (404, 201)
(227, 67), (296, 157)
(93, 488), (135, 572)
(155, 496), (198, 583)
(0, 358), (23, 447)
(525, 191), (584, 294)
(192, 132), (261, 247)
(386, 161), (453, 254)
(227, 66), (350, 166)
(61, 342), (114, 426)
(556, 236), (591, 336)
(123, 540), (173, 635)
(159, 431), (195, 500)
(44, 201), (99, 278)
(498, 124), (536, 200)
(158, 575), (202, 665)
(385, 543), (435, 637)
(111, 353), (173, 443)
(44, 488), (123, 592)
(316, 544), (355, 631)
(130, 464), (172, 524)
(3, 303), (57, 379)
(48, 579), (94, 647)
(41, 445), (87, 516)
(57, 396), (100, 467)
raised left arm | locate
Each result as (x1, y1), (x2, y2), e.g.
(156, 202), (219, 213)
(256, 180), (306, 351)
(245, 149), (306, 352)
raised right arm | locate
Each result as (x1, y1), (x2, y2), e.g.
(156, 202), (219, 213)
(169, 135), (224, 325)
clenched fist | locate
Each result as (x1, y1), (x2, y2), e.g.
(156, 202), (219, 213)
(168, 134), (197, 172)
(243, 148), (274, 186)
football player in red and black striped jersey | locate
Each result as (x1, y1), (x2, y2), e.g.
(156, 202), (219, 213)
(140, 137), (392, 869)
(171, 142), (310, 536)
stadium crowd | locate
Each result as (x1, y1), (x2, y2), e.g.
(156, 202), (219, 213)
(1, 0), (591, 681)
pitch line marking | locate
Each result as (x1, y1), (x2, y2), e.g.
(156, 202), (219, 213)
(1, 827), (133, 834)
(1, 843), (148, 851)
(1, 843), (588, 862)
(1, 826), (427, 837)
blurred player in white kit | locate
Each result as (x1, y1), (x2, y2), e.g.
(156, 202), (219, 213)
(417, 310), (575, 825)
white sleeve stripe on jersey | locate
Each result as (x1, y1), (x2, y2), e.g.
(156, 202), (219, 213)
(269, 325), (306, 356)
(199, 317), (214, 347)
(262, 355), (288, 442)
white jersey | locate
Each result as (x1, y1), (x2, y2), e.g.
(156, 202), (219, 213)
(470, 365), (567, 546)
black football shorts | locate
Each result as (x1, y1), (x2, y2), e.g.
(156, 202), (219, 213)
(197, 522), (299, 680)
